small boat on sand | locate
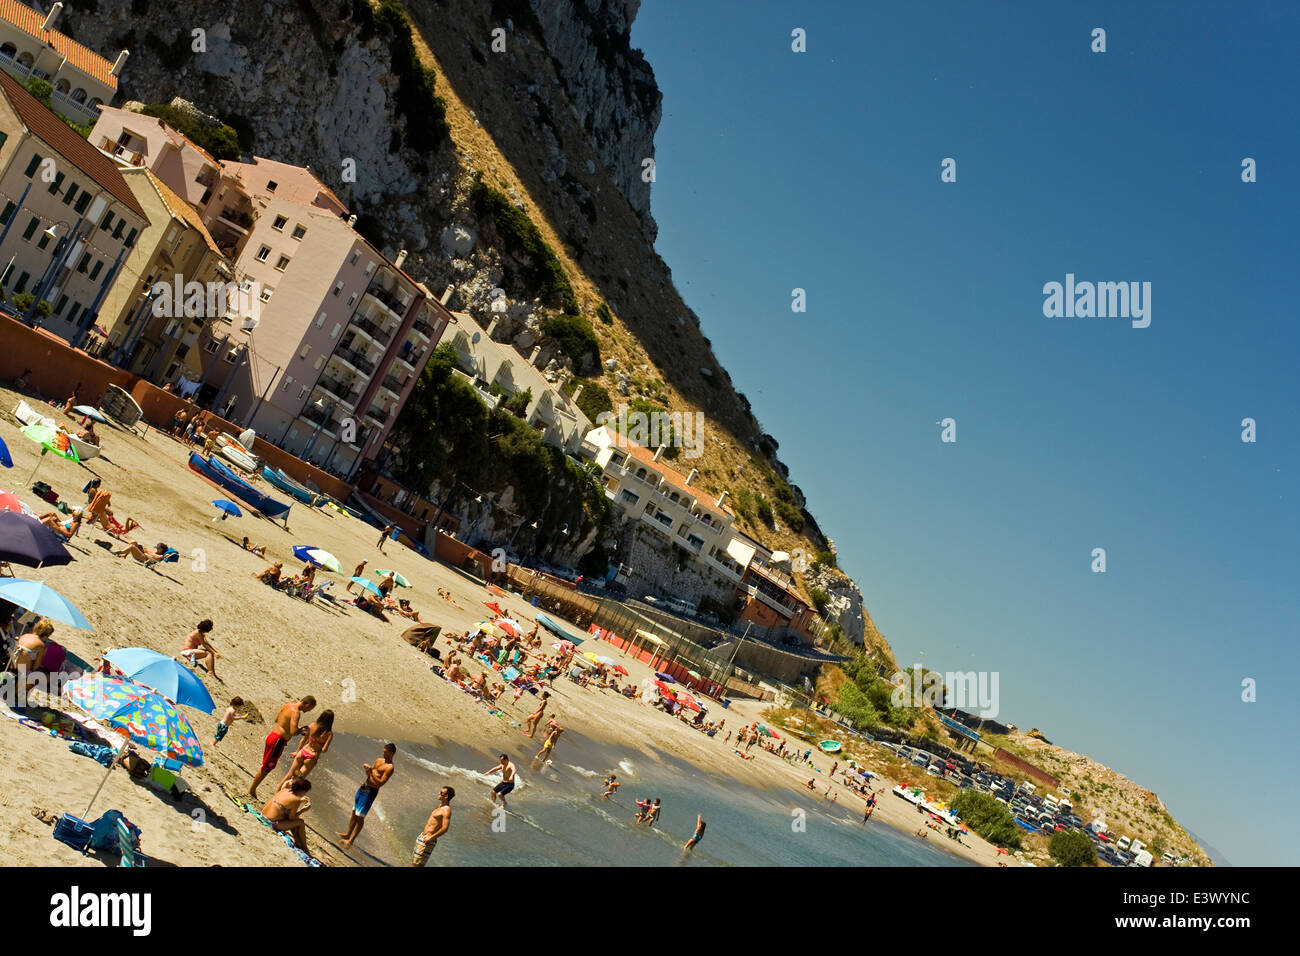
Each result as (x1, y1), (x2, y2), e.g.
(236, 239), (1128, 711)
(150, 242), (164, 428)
(188, 452), (291, 521)
(13, 400), (101, 460)
(261, 466), (318, 504)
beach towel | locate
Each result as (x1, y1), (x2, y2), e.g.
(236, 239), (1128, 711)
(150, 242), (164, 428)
(68, 740), (117, 767)
(242, 803), (323, 868)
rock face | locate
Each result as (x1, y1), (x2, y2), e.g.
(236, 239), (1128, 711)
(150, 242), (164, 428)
(527, 0), (661, 241)
(808, 562), (867, 645)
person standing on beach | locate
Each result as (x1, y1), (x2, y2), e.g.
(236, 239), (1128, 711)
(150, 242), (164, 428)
(484, 754), (517, 810)
(523, 691), (550, 737)
(377, 524), (394, 553)
(683, 813), (706, 851)
(412, 786), (454, 867)
(638, 797), (662, 827)
(346, 560), (368, 593)
(534, 723), (563, 763)
(249, 695), (316, 799)
(339, 743), (397, 847)
(213, 697), (247, 746)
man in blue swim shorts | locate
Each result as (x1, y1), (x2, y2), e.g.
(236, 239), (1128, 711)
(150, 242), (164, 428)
(338, 743), (396, 847)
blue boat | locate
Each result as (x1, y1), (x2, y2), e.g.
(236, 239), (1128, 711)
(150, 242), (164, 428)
(261, 465), (318, 504)
(188, 452), (292, 521)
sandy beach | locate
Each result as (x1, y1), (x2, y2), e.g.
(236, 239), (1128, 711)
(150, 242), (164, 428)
(0, 385), (1013, 867)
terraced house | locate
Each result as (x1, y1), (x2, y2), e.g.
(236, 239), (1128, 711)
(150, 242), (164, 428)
(0, 1), (127, 127)
(0, 68), (146, 344)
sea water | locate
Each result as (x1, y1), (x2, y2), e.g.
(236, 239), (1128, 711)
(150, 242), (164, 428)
(310, 731), (974, 867)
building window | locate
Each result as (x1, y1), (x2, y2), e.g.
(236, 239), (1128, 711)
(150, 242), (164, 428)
(299, 345), (310, 360)
(66, 303), (80, 323)
(292, 224), (306, 240)
(89, 261), (103, 280)
(330, 323), (341, 339)
(113, 219), (125, 239)
(14, 272), (30, 294)
(619, 490), (640, 507)
(124, 227), (137, 248)
(74, 193), (90, 214)
(0, 201), (14, 225)
(77, 253), (90, 273)
(22, 217), (39, 240)
(54, 294), (68, 315)
(272, 215), (287, 231)
(204, 339), (220, 353)
(224, 349), (239, 364)
(47, 171), (64, 195)
(101, 211), (114, 232)
(62, 184), (77, 206)
(347, 293), (357, 307)
(255, 245), (270, 262)
(260, 288), (274, 303)
(23, 154), (41, 178)
(349, 250), (360, 266)
(364, 261), (375, 276)
(275, 255), (290, 271)
(332, 281), (343, 297)
(267, 181), (278, 192)
(282, 375), (294, 390)
(37, 232), (51, 251)
(298, 385), (308, 400)
(315, 312), (326, 328)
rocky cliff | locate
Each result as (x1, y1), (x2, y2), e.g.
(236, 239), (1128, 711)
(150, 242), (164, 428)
(62, 0), (876, 642)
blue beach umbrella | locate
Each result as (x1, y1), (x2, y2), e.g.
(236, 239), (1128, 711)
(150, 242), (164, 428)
(349, 576), (383, 597)
(73, 406), (109, 424)
(0, 578), (91, 628)
(0, 436), (11, 468)
(103, 647), (217, 714)
(212, 499), (242, 520)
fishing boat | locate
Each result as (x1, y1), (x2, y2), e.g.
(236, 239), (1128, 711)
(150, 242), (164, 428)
(261, 465), (318, 504)
(535, 612), (586, 645)
(13, 400), (101, 461)
(818, 740), (842, 753)
(188, 452), (291, 521)
(215, 433), (260, 473)
(892, 784), (925, 805)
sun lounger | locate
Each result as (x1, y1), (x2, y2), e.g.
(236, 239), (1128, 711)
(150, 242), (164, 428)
(117, 819), (145, 867)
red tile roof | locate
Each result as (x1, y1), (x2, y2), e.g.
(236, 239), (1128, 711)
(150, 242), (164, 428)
(0, 69), (144, 217)
(0, 0), (119, 89)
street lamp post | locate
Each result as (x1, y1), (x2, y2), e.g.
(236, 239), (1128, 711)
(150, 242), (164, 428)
(26, 220), (75, 327)
(301, 397), (338, 462)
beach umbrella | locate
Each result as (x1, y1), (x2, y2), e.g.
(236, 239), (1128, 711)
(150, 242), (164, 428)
(73, 406), (108, 424)
(348, 576), (383, 597)
(687, 670), (702, 679)
(483, 600), (504, 615)
(654, 672), (676, 683)
(0, 578), (91, 628)
(0, 436), (11, 468)
(0, 511), (73, 568)
(19, 424), (78, 484)
(374, 569), (411, 587)
(613, 664), (628, 675)
(0, 491), (32, 514)
(490, 618), (521, 638)
(64, 674), (204, 816)
(550, 639), (576, 652)
(103, 648), (216, 714)
(594, 655), (616, 665)
(294, 545), (341, 572)
(678, 695), (702, 712)
(211, 499), (242, 521)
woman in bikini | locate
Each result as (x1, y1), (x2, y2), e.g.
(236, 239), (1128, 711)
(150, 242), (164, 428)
(278, 709), (334, 789)
(262, 778), (312, 852)
(38, 509), (83, 540)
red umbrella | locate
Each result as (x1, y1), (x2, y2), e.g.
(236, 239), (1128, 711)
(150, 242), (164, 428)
(483, 600), (504, 616)
(613, 664), (628, 675)
(492, 618), (521, 638)
(678, 695), (702, 712)
(0, 492), (31, 515)
(654, 680), (677, 700)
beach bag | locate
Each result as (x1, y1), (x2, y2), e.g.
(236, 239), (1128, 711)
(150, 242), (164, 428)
(88, 810), (140, 854)
(52, 813), (94, 852)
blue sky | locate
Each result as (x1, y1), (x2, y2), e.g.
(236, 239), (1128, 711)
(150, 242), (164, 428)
(631, 1), (1298, 866)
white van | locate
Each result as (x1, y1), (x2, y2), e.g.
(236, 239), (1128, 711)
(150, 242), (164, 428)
(1131, 849), (1153, 867)
(1130, 838), (1146, 855)
(1116, 835), (1132, 851)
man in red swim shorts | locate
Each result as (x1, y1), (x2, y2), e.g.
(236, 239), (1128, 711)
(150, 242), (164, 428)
(248, 695), (315, 800)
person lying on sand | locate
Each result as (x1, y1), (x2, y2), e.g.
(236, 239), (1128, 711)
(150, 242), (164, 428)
(262, 779), (313, 853)
(114, 540), (169, 563)
(254, 562), (283, 585)
(393, 599), (423, 621)
(241, 537), (266, 557)
(38, 509), (82, 539)
(351, 595), (389, 623)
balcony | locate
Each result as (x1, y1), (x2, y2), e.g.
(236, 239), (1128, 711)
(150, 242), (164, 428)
(98, 137), (147, 167)
(299, 404), (340, 437)
(363, 405), (388, 426)
(412, 317), (435, 339)
(379, 375), (405, 395)
(364, 283), (410, 320)
(332, 346), (376, 377)
(315, 376), (361, 408)
(349, 315), (394, 346)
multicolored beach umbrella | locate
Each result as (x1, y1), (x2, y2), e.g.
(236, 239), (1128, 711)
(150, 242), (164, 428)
(64, 675), (205, 766)
(374, 569), (411, 587)
(20, 424), (77, 484)
(295, 545), (341, 572)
